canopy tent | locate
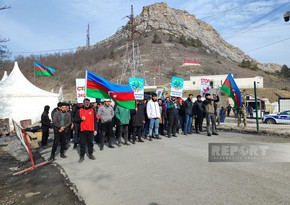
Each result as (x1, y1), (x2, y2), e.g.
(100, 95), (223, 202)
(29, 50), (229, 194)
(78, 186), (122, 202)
(0, 71), (8, 83)
(0, 62), (59, 129)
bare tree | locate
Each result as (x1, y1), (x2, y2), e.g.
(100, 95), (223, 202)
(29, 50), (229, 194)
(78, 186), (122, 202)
(0, 4), (11, 61)
(0, 5), (11, 10)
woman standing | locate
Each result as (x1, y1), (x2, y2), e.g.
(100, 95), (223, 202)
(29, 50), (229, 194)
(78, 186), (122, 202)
(41, 105), (51, 146)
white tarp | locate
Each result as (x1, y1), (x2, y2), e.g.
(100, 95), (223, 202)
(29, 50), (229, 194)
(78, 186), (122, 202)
(0, 71), (8, 83)
(0, 62), (59, 129)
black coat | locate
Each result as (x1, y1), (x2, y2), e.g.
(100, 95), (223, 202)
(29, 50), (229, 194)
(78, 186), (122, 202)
(131, 102), (146, 127)
(193, 100), (205, 117)
(41, 111), (51, 128)
(183, 98), (193, 116)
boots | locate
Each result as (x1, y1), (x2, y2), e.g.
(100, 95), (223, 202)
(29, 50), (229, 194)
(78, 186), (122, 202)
(60, 153), (67, 158)
(47, 155), (55, 161)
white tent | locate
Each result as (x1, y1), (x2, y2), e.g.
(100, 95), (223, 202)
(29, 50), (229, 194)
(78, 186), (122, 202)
(0, 71), (8, 83)
(0, 62), (59, 129)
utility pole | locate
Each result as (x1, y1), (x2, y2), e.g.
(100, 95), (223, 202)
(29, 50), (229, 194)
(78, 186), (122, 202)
(86, 24), (90, 47)
(120, 5), (146, 84)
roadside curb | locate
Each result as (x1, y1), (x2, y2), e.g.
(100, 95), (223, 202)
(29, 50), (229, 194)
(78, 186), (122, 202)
(218, 125), (290, 137)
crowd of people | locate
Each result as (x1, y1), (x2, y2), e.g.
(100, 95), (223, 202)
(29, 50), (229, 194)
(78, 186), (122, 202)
(40, 92), (243, 163)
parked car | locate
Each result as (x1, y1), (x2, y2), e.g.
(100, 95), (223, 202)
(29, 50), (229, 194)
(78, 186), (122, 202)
(262, 110), (290, 124)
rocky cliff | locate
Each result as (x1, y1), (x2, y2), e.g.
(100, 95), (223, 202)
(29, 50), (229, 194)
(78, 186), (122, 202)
(93, 2), (281, 73)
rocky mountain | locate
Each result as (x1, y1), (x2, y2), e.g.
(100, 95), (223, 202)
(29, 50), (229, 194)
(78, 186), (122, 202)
(4, 2), (288, 101)
(89, 2), (281, 73)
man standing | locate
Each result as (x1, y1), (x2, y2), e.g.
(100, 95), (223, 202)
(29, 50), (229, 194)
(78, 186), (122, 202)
(183, 94), (194, 135)
(166, 96), (180, 138)
(202, 93), (219, 137)
(237, 102), (247, 128)
(131, 100), (145, 144)
(226, 104), (232, 116)
(146, 93), (161, 141)
(115, 105), (131, 146)
(75, 98), (98, 163)
(48, 103), (71, 160)
(51, 102), (62, 120)
(248, 106), (254, 119)
(71, 103), (81, 149)
(97, 99), (115, 150)
(193, 95), (204, 133)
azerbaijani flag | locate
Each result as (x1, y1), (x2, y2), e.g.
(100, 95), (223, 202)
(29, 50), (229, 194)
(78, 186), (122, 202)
(221, 73), (242, 108)
(86, 70), (136, 109)
(34, 62), (55, 76)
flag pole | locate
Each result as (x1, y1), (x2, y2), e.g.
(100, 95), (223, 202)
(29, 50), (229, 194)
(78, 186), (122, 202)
(33, 62), (35, 84)
(254, 81), (259, 133)
(85, 70), (88, 98)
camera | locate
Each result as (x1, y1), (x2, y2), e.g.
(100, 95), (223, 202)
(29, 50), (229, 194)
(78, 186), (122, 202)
(284, 11), (290, 22)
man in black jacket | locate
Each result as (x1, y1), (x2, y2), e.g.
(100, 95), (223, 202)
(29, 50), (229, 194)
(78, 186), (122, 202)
(193, 95), (204, 133)
(131, 100), (145, 144)
(166, 96), (180, 137)
(48, 103), (71, 160)
(183, 94), (194, 135)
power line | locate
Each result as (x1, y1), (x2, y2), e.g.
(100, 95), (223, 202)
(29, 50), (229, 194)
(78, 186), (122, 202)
(232, 17), (280, 36)
(224, 1), (290, 40)
(246, 37), (290, 53)
(12, 47), (77, 55)
(200, 0), (261, 20)
(9, 1), (290, 56)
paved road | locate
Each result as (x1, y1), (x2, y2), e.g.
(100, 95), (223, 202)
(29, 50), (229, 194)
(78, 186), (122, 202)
(41, 131), (290, 205)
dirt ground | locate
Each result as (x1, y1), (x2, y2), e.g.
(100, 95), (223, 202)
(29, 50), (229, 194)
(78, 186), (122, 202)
(0, 147), (86, 205)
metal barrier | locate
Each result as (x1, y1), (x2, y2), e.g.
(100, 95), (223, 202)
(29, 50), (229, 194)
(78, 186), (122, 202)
(12, 119), (51, 176)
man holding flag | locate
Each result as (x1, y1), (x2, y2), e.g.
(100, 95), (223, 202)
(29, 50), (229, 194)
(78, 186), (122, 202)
(221, 74), (246, 128)
(237, 91), (247, 128)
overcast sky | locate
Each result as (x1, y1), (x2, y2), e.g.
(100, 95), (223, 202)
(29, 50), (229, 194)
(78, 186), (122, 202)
(1, 0), (290, 66)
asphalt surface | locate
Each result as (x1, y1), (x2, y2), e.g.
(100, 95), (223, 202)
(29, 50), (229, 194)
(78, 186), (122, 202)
(41, 131), (290, 205)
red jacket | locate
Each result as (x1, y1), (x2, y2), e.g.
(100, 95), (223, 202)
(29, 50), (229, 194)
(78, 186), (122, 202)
(79, 108), (95, 131)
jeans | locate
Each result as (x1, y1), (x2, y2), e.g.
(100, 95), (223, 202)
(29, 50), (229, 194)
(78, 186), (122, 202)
(183, 114), (193, 134)
(206, 113), (217, 135)
(149, 118), (159, 136)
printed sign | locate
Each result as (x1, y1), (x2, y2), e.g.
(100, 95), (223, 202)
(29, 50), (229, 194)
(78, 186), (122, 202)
(183, 59), (199, 64)
(156, 88), (164, 99)
(76, 78), (95, 103)
(200, 78), (210, 96)
(170, 76), (184, 97)
(129, 78), (144, 100)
